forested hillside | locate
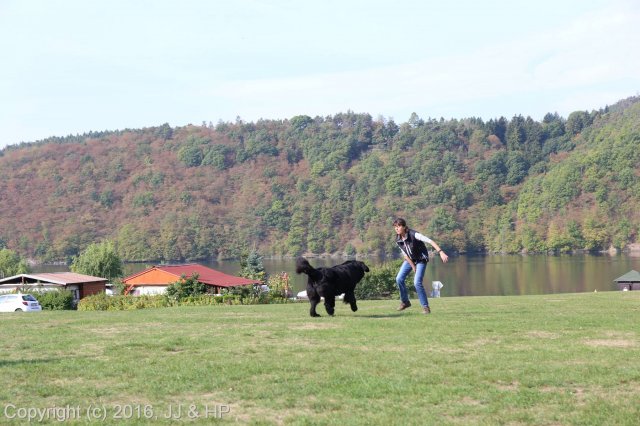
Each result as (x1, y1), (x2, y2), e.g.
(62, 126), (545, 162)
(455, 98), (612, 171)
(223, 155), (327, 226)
(1, 96), (638, 263)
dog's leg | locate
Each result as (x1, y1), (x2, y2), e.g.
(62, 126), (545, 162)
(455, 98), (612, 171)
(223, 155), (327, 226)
(344, 291), (358, 312)
(309, 294), (321, 317)
(323, 294), (336, 316)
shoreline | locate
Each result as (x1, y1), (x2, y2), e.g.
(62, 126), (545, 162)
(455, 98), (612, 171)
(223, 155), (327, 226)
(28, 246), (640, 267)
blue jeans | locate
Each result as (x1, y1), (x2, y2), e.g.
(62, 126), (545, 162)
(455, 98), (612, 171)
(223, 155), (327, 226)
(396, 260), (429, 307)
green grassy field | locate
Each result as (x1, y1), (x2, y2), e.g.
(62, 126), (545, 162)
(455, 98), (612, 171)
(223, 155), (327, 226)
(1, 291), (639, 425)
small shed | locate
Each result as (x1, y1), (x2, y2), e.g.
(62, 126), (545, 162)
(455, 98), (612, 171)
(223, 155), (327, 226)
(0, 272), (108, 301)
(613, 270), (640, 291)
(122, 263), (260, 295)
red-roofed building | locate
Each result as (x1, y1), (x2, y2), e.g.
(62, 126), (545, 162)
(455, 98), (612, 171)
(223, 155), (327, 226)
(0, 272), (108, 302)
(122, 263), (260, 295)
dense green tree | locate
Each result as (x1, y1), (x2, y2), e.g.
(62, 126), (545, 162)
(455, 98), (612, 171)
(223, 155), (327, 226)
(244, 130), (279, 159)
(285, 209), (306, 256)
(486, 117), (507, 142)
(177, 145), (203, 167)
(99, 189), (115, 208)
(566, 220), (585, 249)
(263, 199), (290, 231)
(546, 222), (573, 253)
(523, 117), (543, 163)
(427, 207), (459, 239)
(290, 115), (313, 131)
(202, 145), (232, 170)
(542, 112), (565, 138)
(240, 249), (266, 284)
(506, 115), (526, 150)
(116, 224), (154, 261)
(505, 151), (529, 185)
(476, 151), (508, 184)
(582, 216), (609, 251)
(520, 225), (546, 252)
(154, 123), (173, 140)
(0, 248), (30, 277)
(70, 240), (123, 280)
(612, 219), (633, 250)
(407, 112), (424, 128)
(566, 110), (592, 135)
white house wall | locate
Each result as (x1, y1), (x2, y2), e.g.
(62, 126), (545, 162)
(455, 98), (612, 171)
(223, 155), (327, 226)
(131, 286), (168, 296)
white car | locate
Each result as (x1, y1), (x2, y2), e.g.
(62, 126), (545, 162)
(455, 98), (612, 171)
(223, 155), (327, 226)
(0, 294), (42, 312)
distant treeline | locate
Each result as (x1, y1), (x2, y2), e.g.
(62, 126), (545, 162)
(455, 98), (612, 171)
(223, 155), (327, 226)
(0, 96), (638, 263)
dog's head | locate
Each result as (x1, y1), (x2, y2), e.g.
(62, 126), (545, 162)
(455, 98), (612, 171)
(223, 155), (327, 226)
(342, 260), (370, 273)
(295, 257), (312, 274)
(295, 257), (324, 283)
(357, 261), (370, 273)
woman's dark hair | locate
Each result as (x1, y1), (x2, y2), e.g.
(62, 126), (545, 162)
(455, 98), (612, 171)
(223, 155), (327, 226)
(393, 218), (407, 227)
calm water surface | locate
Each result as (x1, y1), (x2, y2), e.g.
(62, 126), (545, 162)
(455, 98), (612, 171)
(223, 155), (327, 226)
(36, 254), (640, 297)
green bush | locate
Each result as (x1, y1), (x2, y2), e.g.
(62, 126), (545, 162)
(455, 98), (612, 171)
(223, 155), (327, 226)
(77, 292), (282, 311)
(165, 274), (207, 301)
(78, 293), (170, 311)
(266, 272), (292, 299)
(77, 292), (113, 311)
(180, 294), (242, 306)
(32, 289), (75, 310)
(355, 260), (403, 300)
(77, 282), (295, 311)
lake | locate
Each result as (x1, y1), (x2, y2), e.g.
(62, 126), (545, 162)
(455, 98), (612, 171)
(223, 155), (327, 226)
(35, 253), (640, 297)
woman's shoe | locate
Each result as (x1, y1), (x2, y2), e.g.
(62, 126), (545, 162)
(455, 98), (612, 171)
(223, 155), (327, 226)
(397, 301), (411, 311)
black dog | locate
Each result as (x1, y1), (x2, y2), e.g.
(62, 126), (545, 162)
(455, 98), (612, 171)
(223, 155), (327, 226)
(295, 257), (369, 317)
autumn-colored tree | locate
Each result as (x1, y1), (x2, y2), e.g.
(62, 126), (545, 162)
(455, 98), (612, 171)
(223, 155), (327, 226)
(0, 97), (638, 262)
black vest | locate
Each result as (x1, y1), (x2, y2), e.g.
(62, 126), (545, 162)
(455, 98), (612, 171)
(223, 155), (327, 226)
(396, 229), (429, 263)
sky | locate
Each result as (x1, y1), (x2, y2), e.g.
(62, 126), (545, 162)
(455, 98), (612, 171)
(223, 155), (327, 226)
(1, 0), (639, 149)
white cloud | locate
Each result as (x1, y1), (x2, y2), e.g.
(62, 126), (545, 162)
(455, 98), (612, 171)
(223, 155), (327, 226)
(204, 0), (640, 122)
(1, 0), (639, 148)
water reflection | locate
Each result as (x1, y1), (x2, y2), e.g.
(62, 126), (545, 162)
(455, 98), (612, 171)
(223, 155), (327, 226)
(428, 254), (640, 297)
(34, 254), (640, 297)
